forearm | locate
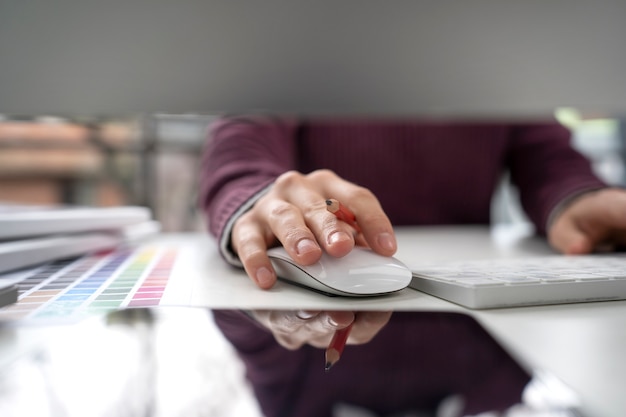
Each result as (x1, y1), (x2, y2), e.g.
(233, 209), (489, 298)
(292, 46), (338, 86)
(199, 115), (298, 262)
(506, 122), (607, 234)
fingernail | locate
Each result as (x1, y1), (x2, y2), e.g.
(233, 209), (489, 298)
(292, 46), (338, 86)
(328, 231), (351, 246)
(255, 267), (274, 287)
(296, 238), (318, 255)
(377, 232), (396, 252)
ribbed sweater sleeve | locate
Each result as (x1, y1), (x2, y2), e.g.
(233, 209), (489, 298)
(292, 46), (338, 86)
(506, 122), (607, 234)
(199, 116), (298, 259)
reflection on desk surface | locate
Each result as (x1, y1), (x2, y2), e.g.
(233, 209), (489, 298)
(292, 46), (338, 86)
(0, 308), (582, 417)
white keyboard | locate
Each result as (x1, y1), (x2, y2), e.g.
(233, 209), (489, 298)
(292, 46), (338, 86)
(409, 255), (626, 309)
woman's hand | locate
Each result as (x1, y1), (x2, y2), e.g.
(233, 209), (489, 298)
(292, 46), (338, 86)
(548, 188), (626, 254)
(232, 169), (397, 289)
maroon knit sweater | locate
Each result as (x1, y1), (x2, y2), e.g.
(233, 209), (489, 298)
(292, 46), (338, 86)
(200, 116), (605, 417)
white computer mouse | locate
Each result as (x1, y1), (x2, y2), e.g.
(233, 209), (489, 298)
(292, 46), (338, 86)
(267, 246), (412, 297)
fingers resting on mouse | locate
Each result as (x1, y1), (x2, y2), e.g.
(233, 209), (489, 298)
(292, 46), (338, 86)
(232, 169), (397, 289)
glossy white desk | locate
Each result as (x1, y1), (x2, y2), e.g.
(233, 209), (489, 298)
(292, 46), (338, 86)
(404, 226), (626, 417)
(1, 225), (625, 417)
(177, 225), (626, 417)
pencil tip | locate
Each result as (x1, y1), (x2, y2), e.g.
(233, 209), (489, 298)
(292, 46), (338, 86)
(325, 199), (332, 206)
(325, 361), (333, 372)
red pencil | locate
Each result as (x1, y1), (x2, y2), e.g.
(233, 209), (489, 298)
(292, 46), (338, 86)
(324, 198), (360, 371)
(325, 321), (354, 371)
(325, 198), (361, 233)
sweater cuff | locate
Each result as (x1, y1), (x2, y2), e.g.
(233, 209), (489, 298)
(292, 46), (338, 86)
(545, 185), (608, 232)
(219, 183), (274, 267)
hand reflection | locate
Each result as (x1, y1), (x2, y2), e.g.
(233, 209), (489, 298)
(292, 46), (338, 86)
(248, 310), (392, 350)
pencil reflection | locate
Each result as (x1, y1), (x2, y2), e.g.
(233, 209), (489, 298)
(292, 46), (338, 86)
(212, 309), (583, 417)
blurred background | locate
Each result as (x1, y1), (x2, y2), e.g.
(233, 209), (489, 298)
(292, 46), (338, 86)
(0, 113), (212, 232)
(1, 0), (625, 231)
(0, 111), (623, 232)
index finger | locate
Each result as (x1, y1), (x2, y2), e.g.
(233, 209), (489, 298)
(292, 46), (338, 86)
(327, 188), (397, 256)
(307, 170), (397, 256)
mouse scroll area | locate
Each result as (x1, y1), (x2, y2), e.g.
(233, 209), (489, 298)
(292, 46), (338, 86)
(267, 247), (412, 297)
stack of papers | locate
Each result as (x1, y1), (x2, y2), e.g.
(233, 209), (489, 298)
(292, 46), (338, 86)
(0, 203), (159, 308)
